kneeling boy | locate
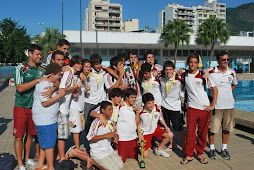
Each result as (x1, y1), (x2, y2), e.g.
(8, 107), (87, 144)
(87, 101), (124, 170)
(137, 93), (173, 158)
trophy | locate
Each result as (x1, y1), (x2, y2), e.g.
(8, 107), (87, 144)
(137, 129), (146, 168)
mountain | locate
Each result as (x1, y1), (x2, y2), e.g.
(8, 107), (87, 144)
(227, 3), (254, 35)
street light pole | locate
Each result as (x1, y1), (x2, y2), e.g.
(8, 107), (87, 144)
(38, 22), (44, 36)
(62, 0), (64, 38)
(80, 0), (83, 57)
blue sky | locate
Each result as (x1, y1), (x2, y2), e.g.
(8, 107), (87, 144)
(1, 0), (253, 37)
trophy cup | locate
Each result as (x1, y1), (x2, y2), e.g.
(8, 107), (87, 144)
(137, 129), (146, 168)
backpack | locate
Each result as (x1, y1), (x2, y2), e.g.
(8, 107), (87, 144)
(54, 160), (77, 170)
(0, 153), (16, 170)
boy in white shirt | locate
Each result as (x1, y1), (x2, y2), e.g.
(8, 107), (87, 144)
(57, 55), (83, 162)
(115, 88), (140, 163)
(160, 61), (185, 151)
(87, 101), (124, 170)
(137, 93), (173, 158)
(32, 63), (65, 170)
(141, 62), (162, 106)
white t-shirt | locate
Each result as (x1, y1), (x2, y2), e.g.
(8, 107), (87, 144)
(139, 104), (163, 135)
(91, 100), (120, 123)
(160, 75), (183, 111)
(87, 118), (114, 160)
(124, 66), (142, 101)
(141, 76), (161, 106)
(32, 81), (59, 126)
(206, 67), (238, 109)
(59, 67), (75, 114)
(116, 102), (137, 141)
(85, 67), (106, 105)
(183, 70), (216, 110)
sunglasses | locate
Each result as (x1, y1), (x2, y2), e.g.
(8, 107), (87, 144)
(221, 59), (229, 61)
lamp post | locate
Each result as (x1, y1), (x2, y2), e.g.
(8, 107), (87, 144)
(38, 22), (44, 36)
(80, 0), (83, 57)
(62, 0), (64, 38)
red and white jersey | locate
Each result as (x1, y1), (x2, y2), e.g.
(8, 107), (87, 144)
(206, 67), (238, 109)
(116, 102), (138, 141)
(141, 76), (161, 106)
(183, 70), (216, 110)
(59, 67), (75, 114)
(103, 73), (126, 90)
(91, 100), (120, 123)
(139, 104), (163, 135)
(85, 67), (107, 105)
(124, 66), (141, 100)
(152, 64), (163, 72)
(160, 75), (183, 111)
(86, 118), (114, 160)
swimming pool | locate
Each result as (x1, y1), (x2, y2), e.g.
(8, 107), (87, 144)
(233, 80), (254, 113)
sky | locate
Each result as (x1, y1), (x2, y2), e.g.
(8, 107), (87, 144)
(1, 0), (253, 37)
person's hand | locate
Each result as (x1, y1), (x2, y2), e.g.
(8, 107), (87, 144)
(153, 70), (159, 77)
(77, 81), (82, 88)
(72, 90), (79, 98)
(176, 68), (184, 76)
(41, 85), (55, 99)
(58, 88), (65, 98)
(99, 114), (107, 127)
(113, 134), (119, 144)
(119, 68), (125, 78)
(133, 104), (140, 113)
(119, 84), (128, 90)
(202, 70), (210, 78)
(203, 105), (215, 112)
(80, 72), (87, 82)
(62, 66), (71, 72)
(85, 84), (90, 92)
(165, 127), (171, 133)
(138, 133), (144, 141)
(107, 132), (116, 138)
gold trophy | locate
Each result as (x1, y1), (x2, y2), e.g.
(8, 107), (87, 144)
(137, 129), (146, 168)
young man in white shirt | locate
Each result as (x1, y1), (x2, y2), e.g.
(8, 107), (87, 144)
(140, 62), (162, 106)
(180, 53), (218, 165)
(115, 88), (140, 163)
(206, 52), (238, 160)
(87, 101), (124, 170)
(137, 93), (173, 158)
(51, 50), (65, 67)
(57, 56), (83, 162)
(84, 54), (107, 122)
(160, 61), (185, 151)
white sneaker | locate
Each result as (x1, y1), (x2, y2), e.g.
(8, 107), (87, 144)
(17, 165), (26, 170)
(154, 148), (170, 158)
(25, 158), (37, 169)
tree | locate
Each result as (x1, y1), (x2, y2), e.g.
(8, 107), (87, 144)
(160, 19), (191, 67)
(33, 27), (64, 58)
(196, 17), (230, 67)
(0, 18), (30, 65)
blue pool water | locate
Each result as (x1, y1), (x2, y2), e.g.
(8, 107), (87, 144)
(233, 80), (254, 113)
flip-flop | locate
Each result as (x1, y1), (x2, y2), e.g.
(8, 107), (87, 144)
(65, 145), (76, 159)
(197, 158), (208, 164)
(35, 165), (48, 170)
(180, 158), (193, 165)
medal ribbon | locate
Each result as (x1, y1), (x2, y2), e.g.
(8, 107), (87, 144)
(146, 109), (155, 127)
(93, 72), (101, 87)
(144, 78), (152, 93)
(107, 120), (114, 132)
(165, 73), (175, 94)
(111, 101), (116, 122)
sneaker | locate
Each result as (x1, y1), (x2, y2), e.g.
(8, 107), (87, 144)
(209, 149), (217, 160)
(154, 148), (170, 158)
(221, 149), (231, 160)
(25, 158), (37, 169)
(17, 165), (26, 170)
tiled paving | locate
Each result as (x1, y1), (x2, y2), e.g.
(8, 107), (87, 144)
(0, 85), (254, 170)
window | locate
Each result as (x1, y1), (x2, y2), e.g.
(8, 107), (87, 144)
(204, 14), (207, 18)
(183, 50), (188, 56)
(202, 50), (207, 56)
(101, 49), (107, 56)
(109, 49), (115, 56)
(199, 14), (202, 17)
(163, 50), (169, 56)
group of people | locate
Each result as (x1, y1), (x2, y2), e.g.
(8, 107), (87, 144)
(13, 39), (238, 170)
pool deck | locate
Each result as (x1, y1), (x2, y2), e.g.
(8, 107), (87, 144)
(0, 85), (254, 170)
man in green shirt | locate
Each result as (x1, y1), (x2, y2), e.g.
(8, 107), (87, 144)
(13, 44), (52, 170)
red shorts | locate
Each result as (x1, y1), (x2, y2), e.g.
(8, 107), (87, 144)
(115, 139), (138, 163)
(144, 125), (165, 150)
(13, 106), (37, 137)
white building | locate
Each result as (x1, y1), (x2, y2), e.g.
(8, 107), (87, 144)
(204, 0), (226, 21)
(84, 0), (122, 32)
(122, 19), (139, 32)
(64, 31), (254, 73)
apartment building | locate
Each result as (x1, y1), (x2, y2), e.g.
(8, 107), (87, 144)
(122, 19), (139, 32)
(204, 0), (226, 21)
(84, 0), (122, 32)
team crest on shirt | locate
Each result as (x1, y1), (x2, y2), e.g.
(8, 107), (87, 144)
(154, 115), (158, 119)
(152, 83), (157, 87)
(196, 81), (201, 86)
(13, 128), (17, 134)
(173, 82), (177, 86)
(228, 77), (232, 82)
(38, 71), (43, 77)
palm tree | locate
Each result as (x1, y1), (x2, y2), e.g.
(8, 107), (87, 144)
(196, 17), (230, 67)
(33, 27), (64, 58)
(160, 19), (191, 67)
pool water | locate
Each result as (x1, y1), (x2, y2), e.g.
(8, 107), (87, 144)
(233, 80), (254, 113)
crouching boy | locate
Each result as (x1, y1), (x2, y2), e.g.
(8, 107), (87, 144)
(87, 101), (124, 170)
(137, 93), (174, 158)
(32, 63), (65, 170)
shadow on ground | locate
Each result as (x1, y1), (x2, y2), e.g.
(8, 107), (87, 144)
(0, 117), (12, 136)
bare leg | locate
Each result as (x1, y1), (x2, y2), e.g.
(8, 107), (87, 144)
(45, 148), (55, 170)
(24, 134), (33, 162)
(178, 130), (186, 152)
(208, 131), (215, 145)
(158, 132), (173, 150)
(143, 150), (149, 158)
(222, 130), (229, 144)
(14, 137), (24, 168)
(34, 136), (40, 161)
(58, 139), (66, 162)
(73, 133), (80, 150)
(35, 148), (46, 169)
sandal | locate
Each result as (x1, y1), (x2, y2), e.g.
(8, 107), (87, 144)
(197, 158), (208, 164)
(35, 165), (48, 170)
(65, 145), (76, 159)
(180, 158), (193, 165)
